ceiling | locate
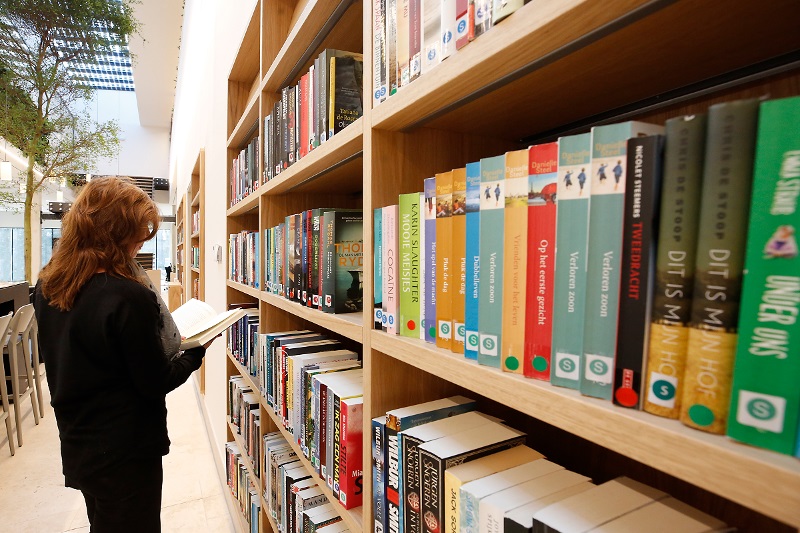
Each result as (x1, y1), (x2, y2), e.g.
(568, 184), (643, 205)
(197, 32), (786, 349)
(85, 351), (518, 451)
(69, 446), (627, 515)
(127, 0), (184, 128)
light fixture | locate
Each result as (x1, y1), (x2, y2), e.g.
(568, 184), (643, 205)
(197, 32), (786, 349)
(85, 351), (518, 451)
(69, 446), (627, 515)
(0, 161), (11, 181)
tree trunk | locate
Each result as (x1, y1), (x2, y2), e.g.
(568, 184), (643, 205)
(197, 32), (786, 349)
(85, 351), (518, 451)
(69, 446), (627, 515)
(24, 155), (34, 283)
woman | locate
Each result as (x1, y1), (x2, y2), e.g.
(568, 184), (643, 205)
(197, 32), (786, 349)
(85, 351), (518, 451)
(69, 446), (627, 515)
(34, 177), (214, 532)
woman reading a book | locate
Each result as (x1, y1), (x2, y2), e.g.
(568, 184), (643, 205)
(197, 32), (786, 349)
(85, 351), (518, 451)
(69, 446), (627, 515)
(34, 177), (217, 532)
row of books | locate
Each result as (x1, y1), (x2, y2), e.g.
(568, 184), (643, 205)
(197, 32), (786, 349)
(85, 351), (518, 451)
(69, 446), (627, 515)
(374, 95), (800, 456)
(230, 230), (261, 289)
(264, 433), (352, 533)
(229, 374), (262, 472)
(225, 442), (262, 533)
(230, 134), (261, 207)
(255, 329), (364, 509)
(262, 209), (364, 314)
(372, 0), (527, 106)
(229, 309), (261, 377)
(192, 210), (200, 234)
(371, 396), (728, 533)
(190, 246), (199, 268)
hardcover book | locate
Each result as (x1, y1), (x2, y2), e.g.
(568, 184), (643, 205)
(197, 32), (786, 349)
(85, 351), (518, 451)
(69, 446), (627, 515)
(680, 99), (759, 434)
(643, 114), (707, 418)
(328, 55), (363, 140)
(525, 142), (558, 379)
(581, 121), (663, 400)
(551, 133), (592, 389)
(464, 161), (481, 359)
(436, 170), (455, 350)
(478, 155), (505, 367)
(338, 396), (363, 509)
(613, 134), (664, 409)
(501, 149), (529, 373)
(399, 192), (423, 337)
(424, 177), (437, 342)
(451, 167), (468, 353)
(727, 95), (800, 454)
(322, 210), (364, 314)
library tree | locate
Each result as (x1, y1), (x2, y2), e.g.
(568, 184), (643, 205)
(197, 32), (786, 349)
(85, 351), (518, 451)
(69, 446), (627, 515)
(0, 0), (138, 282)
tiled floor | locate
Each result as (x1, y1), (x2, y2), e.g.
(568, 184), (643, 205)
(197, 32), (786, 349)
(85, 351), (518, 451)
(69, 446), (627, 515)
(0, 371), (236, 532)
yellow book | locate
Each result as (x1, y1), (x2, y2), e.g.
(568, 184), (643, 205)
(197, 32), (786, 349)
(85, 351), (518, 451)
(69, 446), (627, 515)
(501, 149), (529, 373)
(451, 167), (467, 354)
(436, 171), (454, 351)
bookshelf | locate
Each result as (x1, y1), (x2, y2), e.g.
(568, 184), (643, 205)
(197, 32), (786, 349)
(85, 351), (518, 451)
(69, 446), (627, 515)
(218, 0), (800, 531)
(175, 192), (187, 292)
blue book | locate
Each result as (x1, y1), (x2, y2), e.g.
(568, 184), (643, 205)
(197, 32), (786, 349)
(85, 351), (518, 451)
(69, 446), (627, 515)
(464, 161), (481, 360)
(374, 208), (383, 329)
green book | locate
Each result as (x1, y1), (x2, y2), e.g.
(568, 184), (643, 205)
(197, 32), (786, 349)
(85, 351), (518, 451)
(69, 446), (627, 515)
(399, 192), (423, 336)
(581, 121), (663, 400)
(680, 99), (759, 434)
(551, 133), (591, 389)
(727, 95), (800, 454)
(478, 155), (506, 367)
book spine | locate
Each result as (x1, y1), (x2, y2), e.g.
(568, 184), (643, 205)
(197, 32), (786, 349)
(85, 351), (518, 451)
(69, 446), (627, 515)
(681, 99), (759, 434)
(328, 56), (336, 141)
(303, 210), (310, 305)
(422, 0), (441, 74)
(455, 0), (469, 49)
(613, 135), (664, 408)
(288, 85), (297, 166)
(331, 211), (364, 314)
(286, 215), (294, 300)
(409, 0), (422, 82)
(339, 400), (364, 509)
(309, 63), (317, 150)
(386, 426), (402, 533)
(375, 208), (384, 329)
(300, 73), (309, 159)
(501, 150), (529, 373)
(478, 155), (506, 367)
(318, 50), (328, 144)
(727, 95), (800, 455)
(473, 0), (493, 38)
(295, 213), (303, 303)
(312, 209), (322, 308)
(401, 433), (425, 533)
(318, 382), (329, 476)
(644, 115), (707, 418)
(384, 205), (399, 333)
(419, 191), (427, 340)
(452, 168), (467, 353)
(441, 0), (457, 60)
(424, 177), (438, 342)
(372, 418), (387, 533)
(373, 0), (388, 105)
(322, 212), (336, 312)
(397, 0), (411, 87)
(525, 142), (559, 380)
(326, 387), (336, 487)
(386, 0), (399, 95)
(464, 162), (481, 359)
(419, 449), (445, 533)
(436, 171), (455, 350)
(400, 192), (423, 336)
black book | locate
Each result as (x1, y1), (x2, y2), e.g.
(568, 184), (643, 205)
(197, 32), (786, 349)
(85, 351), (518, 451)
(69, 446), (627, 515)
(327, 54), (363, 139)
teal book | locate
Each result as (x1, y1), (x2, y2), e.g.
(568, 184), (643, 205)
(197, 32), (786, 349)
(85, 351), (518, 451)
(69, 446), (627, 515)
(727, 95), (800, 454)
(399, 192), (422, 336)
(464, 161), (481, 360)
(478, 155), (505, 367)
(374, 208), (383, 329)
(581, 121), (663, 400)
(550, 133), (592, 389)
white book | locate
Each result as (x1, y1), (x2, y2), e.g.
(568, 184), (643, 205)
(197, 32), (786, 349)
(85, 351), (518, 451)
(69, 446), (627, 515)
(504, 482), (596, 532)
(588, 497), (730, 533)
(440, 0), (457, 59)
(171, 298), (250, 349)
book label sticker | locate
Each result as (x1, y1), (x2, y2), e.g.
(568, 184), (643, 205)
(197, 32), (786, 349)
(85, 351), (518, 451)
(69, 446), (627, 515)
(736, 391), (787, 433)
(480, 334), (498, 357)
(439, 320), (452, 340)
(466, 330), (479, 352)
(584, 354), (612, 384)
(647, 371), (678, 408)
(554, 352), (580, 381)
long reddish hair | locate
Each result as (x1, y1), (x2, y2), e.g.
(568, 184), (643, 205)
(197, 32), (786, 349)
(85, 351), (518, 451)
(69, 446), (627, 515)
(39, 177), (160, 311)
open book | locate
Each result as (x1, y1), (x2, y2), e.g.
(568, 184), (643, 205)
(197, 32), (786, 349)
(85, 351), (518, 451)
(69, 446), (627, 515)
(171, 298), (248, 349)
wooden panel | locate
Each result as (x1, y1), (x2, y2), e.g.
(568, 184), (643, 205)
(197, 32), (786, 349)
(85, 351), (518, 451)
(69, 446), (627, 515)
(261, 292), (362, 341)
(262, 0), (300, 76)
(229, 0), (262, 82)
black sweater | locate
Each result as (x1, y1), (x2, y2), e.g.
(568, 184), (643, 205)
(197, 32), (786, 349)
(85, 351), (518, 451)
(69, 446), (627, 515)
(33, 274), (204, 480)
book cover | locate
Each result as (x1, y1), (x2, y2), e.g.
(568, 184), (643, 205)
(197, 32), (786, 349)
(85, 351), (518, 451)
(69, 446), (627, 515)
(422, 0), (441, 74)
(451, 167), (467, 353)
(525, 142), (559, 380)
(501, 149), (529, 373)
(643, 114), (707, 418)
(727, 95), (800, 454)
(339, 396), (364, 509)
(409, 0), (422, 82)
(397, 0), (411, 86)
(373, 0), (388, 105)
(613, 134), (664, 409)
(445, 445), (543, 533)
(375, 207), (384, 329)
(323, 210), (364, 314)
(441, 0), (457, 60)
(424, 177), (437, 342)
(418, 423), (527, 533)
(383, 204), (399, 334)
(318, 49), (363, 143)
(478, 155), (505, 368)
(436, 170), (455, 350)
(329, 55), (363, 139)
(399, 192), (423, 337)
(464, 161), (481, 360)
(581, 121), (664, 400)
(372, 416), (388, 533)
(680, 99), (759, 434)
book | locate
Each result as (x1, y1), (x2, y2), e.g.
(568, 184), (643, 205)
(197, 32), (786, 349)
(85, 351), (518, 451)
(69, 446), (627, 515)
(441, 0), (457, 60)
(328, 54), (363, 139)
(424, 177), (437, 342)
(374, 208), (384, 329)
(419, 191), (427, 340)
(589, 496), (728, 533)
(503, 482), (595, 533)
(436, 170), (455, 350)
(501, 149), (529, 373)
(317, 49), (362, 143)
(525, 142), (559, 380)
(680, 99), (759, 434)
(383, 205), (399, 333)
(451, 167), (468, 353)
(322, 210), (364, 314)
(386, 0), (399, 95)
(478, 155), (506, 367)
(613, 134), (664, 408)
(409, 0), (422, 82)
(473, 0), (493, 38)
(373, 0), (388, 106)
(399, 192), (423, 337)
(338, 396), (363, 509)
(418, 423), (527, 533)
(464, 161), (481, 359)
(727, 95), (800, 455)
(171, 298), (249, 349)
(445, 445), (544, 533)
(581, 121), (664, 400)
(372, 416), (388, 533)
(492, 0), (522, 24)
(455, 0), (470, 49)
(643, 114), (707, 418)
(396, 0), (411, 86)
(422, 0), (441, 74)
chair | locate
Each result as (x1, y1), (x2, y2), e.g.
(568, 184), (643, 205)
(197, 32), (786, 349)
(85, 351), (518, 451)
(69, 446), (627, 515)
(0, 312), (15, 456)
(3, 304), (40, 446)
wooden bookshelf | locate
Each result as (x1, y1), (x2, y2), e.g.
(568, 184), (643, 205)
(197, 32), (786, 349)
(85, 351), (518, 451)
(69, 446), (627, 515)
(216, 0), (800, 532)
(175, 192), (187, 292)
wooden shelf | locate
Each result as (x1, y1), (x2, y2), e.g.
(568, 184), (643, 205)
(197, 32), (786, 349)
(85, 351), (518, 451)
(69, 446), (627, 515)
(191, 231), (200, 239)
(263, 118), (363, 195)
(225, 490), (253, 533)
(191, 267), (200, 274)
(227, 94), (260, 149)
(261, 292), (363, 342)
(371, 331), (800, 528)
(227, 279), (262, 299)
(191, 191), (200, 206)
(227, 418), (261, 489)
(227, 187), (263, 217)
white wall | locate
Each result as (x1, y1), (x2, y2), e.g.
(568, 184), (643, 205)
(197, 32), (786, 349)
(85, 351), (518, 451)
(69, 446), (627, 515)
(170, 0), (258, 470)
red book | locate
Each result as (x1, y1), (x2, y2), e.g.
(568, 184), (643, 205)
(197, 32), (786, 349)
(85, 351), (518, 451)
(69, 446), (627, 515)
(299, 73), (309, 160)
(524, 142), (559, 380)
(338, 397), (364, 509)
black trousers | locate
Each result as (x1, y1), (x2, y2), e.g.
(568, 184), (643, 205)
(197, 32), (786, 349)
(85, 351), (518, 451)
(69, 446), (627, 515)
(67, 456), (163, 533)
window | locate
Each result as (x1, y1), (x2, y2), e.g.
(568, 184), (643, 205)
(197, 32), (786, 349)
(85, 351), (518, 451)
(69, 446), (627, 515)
(41, 228), (62, 266)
